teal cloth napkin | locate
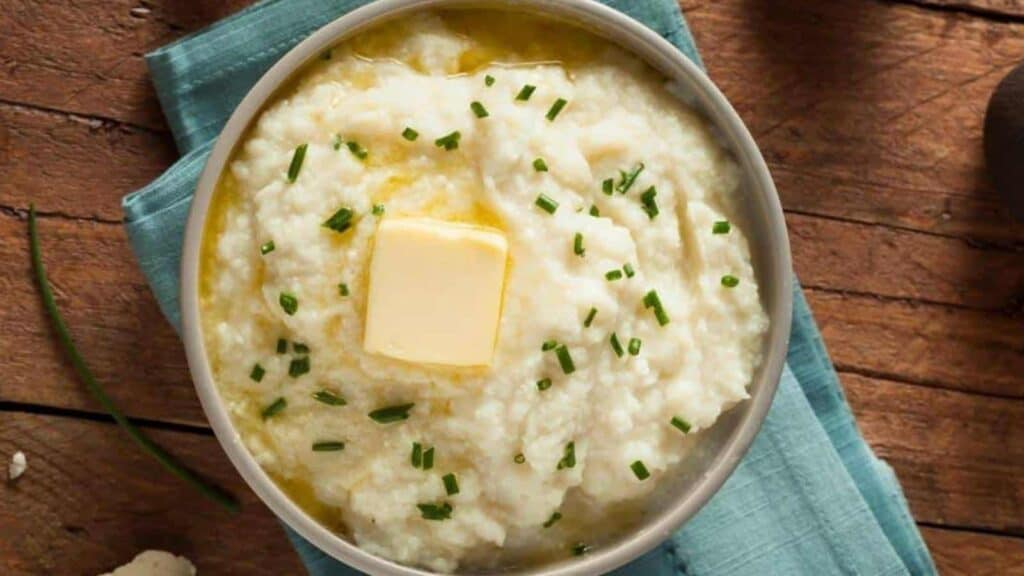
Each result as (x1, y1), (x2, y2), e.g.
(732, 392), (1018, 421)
(123, 1), (938, 574)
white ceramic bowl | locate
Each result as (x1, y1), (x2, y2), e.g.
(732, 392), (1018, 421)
(180, 1), (792, 574)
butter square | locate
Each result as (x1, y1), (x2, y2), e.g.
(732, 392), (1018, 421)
(363, 218), (508, 366)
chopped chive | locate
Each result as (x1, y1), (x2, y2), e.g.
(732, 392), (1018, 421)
(279, 292), (298, 315)
(368, 403), (414, 423)
(292, 342), (310, 354)
(412, 442), (423, 468)
(322, 207), (355, 234)
(434, 131), (461, 151)
(583, 307), (597, 328)
(543, 511), (563, 528)
(372, 204), (385, 216)
(260, 240), (275, 255)
(320, 49), (333, 61)
(555, 345), (575, 375)
(287, 144), (308, 183)
(631, 460), (651, 480)
(288, 356), (310, 378)
(423, 447), (435, 470)
(671, 416), (692, 434)
(605, 269), (623, 281)
(249, 364), (265, 382)
(402, 127), (419, 141)
(261, 397), (287, 420)
(276, 338), (288, 354)
(610, 333), (624, 358)
(640, 186), (659, 219)
(643, 289), (670, 326)
(616, 163), (645, 195)
(417, 502), (452, 521)
(515, 84), (536, 101)
(535, 193), (559, 214)
(312, 441), (345, 452)
(589, 204), (600, 217)
(602, 178), (614, 196)
(542, 340), (558, 351)
(514, 453), (526, 464)
(537, 378), (552, 391)
(312, 390), (346, 406)
(470, 101), (489, 118)
(485, 74), (495, 87)
(533, 158), (549, 172)
(573, 233), (585, 257)
(545, 98), (568, 121)
(332, 133), (343, 150)
(572, 542), (590, 556)
(713, 220), (731, 234)
(338, 283), (350, 297)
(346, 140), (368, 160)
(623, 263), (635, 278)
(628, 338), (642, 356)
(721, 275), (740, 288)
(557, 441), (576, 470)
(442, 473), (460, 496)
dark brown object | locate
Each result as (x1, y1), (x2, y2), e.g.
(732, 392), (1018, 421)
(1, 0), (1024, 574)
(984, 62), (1024, 221)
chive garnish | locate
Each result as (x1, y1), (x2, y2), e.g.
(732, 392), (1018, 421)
(288, 356), (310, 378)
(417, 502), (452, 521)
(423, 447), (435, 470)
(292, 342), (310, 354)
(261, 397), (287, 420)
(250, 364), (265, 382)
(338, 283), (350, 297)
(412, 442), (423, 468)
(470, 101), (489, 118)
(543, 511), (563, 528)
(643, 290), (670, 326)
(589, 204), (600, 217)
(535, 194), (559, 214)
(323, 207), (355, 234)
(485, 74), (495, 87)
(332, 133), (343, 150)
(279, 292), (298, 315)
(631, 460), (651, 480)
(610, 333), (624, 358)
(533, 158), (549, 172)
(402, 127), (419, 141)
(616, 163), (645, 194)
(260, 240), (275, 255)
(606, 269), (623, 281)
(602, 178), (614, 196)
(546, 98), (568, 121)
(621, 264), (634, 279)
(572, 542), (590, 556)
(722, 275), (740, 288)
(537, 378), (552, 391)
(442, 473), (460, 496)
(312, 441), (346, 452)
(276, 338), (287, 354)
(628, 338), (642, 356)
(372, 204), (385, 216)
(555, 345), (575, 375)
(542, 340), (558, 351)
(514, 453), (526, 464)
(557, 441), (576, 470)
(346, 140), (368, 160)
(313, 390), (346, 406)
(583, 307), (597, 328)
(434, 131), (461, 151)
(287, 144), (307, 183)
(640, 186), (659, 219)
(28, 206), (239, 512)
(369, 403), (414, 423)
(713, 220), (731, 234)
(671, 416), (692, 434)
(515, 84), (536, 101)
(573, 233), (585, 256)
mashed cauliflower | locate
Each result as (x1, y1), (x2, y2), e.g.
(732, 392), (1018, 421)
(201, 10), (768, 572)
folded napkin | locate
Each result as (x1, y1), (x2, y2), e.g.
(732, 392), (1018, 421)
(124, 1), (937, 574)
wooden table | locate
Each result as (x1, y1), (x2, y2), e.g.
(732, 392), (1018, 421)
(2, 0), (1023, 573)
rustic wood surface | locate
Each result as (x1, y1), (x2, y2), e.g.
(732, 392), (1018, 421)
(1, 0), (1023, 574)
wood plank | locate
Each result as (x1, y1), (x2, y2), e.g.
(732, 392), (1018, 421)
(844, 372), (1024, 534)
(805, 288), (1024, 398)
(922, 526), (1024, 576)
(898, 0), (1024, 19)
(0, 412), (302, 575)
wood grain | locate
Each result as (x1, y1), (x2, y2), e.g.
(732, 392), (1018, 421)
(0, 412), (303, 575)
(897, 0), (1024, 19)
(922, 527), (1024, 576)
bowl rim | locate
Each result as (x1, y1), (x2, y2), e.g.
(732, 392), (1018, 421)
(180, 0), (793, 574)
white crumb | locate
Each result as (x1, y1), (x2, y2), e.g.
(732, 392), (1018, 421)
(129, 7), (152, 17)
(8, 451), (26, 481)
(99, 551), (196, 576)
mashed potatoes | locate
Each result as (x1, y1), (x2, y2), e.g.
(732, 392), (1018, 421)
(201, 10), (768, 572)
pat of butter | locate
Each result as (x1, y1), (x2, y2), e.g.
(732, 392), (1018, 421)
(363, 218), (508, 366)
